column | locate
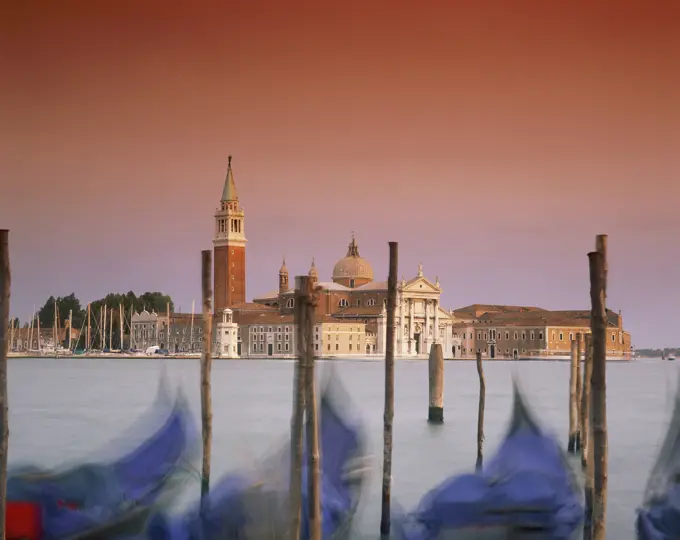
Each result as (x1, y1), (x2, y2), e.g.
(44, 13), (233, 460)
(423, 300), (430, 353)
(409, 298), (415, 354)
(398, 290), (404, 355)
(434, 300), (440, 344)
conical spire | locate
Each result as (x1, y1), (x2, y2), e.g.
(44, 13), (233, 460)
(279, 257), (288, 274)
(221, 155), (238, 202)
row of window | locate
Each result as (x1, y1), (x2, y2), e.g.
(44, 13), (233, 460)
(285, 297), (384, 309)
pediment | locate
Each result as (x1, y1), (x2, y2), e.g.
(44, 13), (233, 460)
(402, 276), (440, 294)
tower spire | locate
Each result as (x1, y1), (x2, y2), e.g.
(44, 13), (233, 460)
(221, 155), (238, 202)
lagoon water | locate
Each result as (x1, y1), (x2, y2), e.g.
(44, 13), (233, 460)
(8, 357), (676, 538)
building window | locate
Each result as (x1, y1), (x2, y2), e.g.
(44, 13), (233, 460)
(349, 279), (355, 288)
(285, 343), (289, 351)
(611, 333), (615, 342)
(505, 331), (509, 340)
(339, 299), (349, 308)
(514, 332), (518, 340)
(477, 332), (481, 340)
(559, 332), (564, 341)
(356, 299), (361, 306)
(349, 344), (353, 351)
(521, 332), (526, 340)
(336, 344), (339, 351)
(367, 299), (376, 306)
(277, 343), (281, 351)
(530, 331), (535, 340)
(286, 298), (295, 308)
(569, 332), (573, 340)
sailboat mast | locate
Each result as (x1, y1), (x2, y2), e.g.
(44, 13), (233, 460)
(166, 302), (171, 352)
(109, 308), (113, 351)
(37, 315), (41, 353)
(103, 306), (107, 350)
(119, 303), (123, 351)
(129, 304), (134, 350)
(86, 304), (91, 351)
(53, 300), (58, 357)
(9, 317), (14, 352)
(68, 309), (73, 351)
(190, 300), (195, 353)
(28, 308), (34, 351)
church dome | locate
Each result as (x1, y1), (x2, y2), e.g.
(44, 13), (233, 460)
(332, 234), (374, 287)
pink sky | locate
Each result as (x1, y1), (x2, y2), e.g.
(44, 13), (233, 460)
(1, 0), (679, 346)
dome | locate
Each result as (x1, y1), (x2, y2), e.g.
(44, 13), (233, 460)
(332, 234), (374, 287)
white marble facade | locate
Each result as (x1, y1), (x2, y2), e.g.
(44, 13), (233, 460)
(376, 264), (455, 358)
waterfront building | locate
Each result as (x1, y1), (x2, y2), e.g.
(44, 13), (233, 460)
(451, 304), (632, 359)
(253, 236), (456, 358)
(216, 308), (239, 358)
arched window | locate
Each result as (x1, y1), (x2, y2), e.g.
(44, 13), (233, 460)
(367, 298), (376, 307)
(338, 298), (349, 308)
(286, 298), (295, 308)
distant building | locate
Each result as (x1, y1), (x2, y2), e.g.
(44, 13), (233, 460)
(252, 236), (456, 358)
(451, 304), (632, 360)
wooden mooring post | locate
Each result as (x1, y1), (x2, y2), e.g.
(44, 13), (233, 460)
(575, 332), (583, 450)
(582, 332), (594, 540)
(200, 250), (213, 504)
(0, 230), (10, 538)
(380, 242), (398, 537)
(568, 338), (579, 453)
(427, 343), (444, 423)
(299, 276), (322, 539)
(475, 351), (486, 471)
(589, 234), (609, 540)
(289, 276), (306, 540)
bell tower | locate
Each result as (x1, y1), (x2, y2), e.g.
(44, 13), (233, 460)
(213, 156), (247, 311)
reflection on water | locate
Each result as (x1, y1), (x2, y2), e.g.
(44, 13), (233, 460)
(8, 357), (676, 538)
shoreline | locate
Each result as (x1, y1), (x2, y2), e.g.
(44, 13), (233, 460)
(7, 353), (637, 362)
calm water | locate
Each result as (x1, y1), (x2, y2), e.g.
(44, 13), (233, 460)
(8, 357), (677, 538)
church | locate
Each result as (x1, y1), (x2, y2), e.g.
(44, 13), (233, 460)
(212, 157), (457, 359)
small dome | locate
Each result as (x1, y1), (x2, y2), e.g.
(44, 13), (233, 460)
(332, 234), (374, 286)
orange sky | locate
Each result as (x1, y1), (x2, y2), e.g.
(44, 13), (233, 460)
(1, 0), (679, 346)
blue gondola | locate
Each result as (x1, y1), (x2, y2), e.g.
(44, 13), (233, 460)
(395, 383), (583, 540)
(142, 375), (369, 540)
(7, 386), (198, 540)
(636, 376), (680, 539)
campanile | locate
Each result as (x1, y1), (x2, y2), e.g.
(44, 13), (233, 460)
(213, 156), (246, 311)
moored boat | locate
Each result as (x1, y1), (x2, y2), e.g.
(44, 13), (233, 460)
(394, 382), (583, 540)
(636, 375), (680, 539)
(6, 384), (198, 540)
(141, 374), (369, 540)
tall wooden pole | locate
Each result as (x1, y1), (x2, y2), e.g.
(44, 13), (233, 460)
(568, 338), (579, 453)
(109, 308), (113, 351)
(290, 277), (307, 540)
(103, 305), (107, 350)
(380, 241), (398, 537)
(575, 332), (583, 450)
(589, 235), (608, 540)
(300, 276), (322, 540)
(427, 343), (444, 423)
(200, 250), (213, 504)
(475, 351), (486, 471)
(582, 332), (594, 540)
(0, 230), (11, 539)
